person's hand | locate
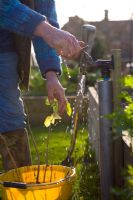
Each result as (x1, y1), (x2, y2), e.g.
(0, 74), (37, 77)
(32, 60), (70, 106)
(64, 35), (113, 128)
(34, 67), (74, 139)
(34, 21), (85, 60)
(45, 71), (67, 115)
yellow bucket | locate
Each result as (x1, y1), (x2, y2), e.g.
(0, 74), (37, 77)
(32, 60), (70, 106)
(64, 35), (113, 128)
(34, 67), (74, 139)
(0, 165), (76, 200)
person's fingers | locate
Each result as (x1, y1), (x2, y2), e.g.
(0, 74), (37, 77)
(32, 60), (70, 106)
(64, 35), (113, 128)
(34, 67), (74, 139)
(58, 98), (66, 115)
(46, 72), (67, 116)
(54, 89), (66, 115)
(68, 38), (82, 57)
(61, 46), (82, 60)
(79, 41), (86, 47)
(69, 40), (87, 58)
(55, 31), (86, 59)
(60, 47), (81, 59)
(58, 34), (82, 59)
(47, 87), (54, 103)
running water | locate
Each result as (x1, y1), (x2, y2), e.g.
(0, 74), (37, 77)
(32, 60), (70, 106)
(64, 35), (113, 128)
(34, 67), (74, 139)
(34, 64), (87, 180)
(62, 74), (86, 166)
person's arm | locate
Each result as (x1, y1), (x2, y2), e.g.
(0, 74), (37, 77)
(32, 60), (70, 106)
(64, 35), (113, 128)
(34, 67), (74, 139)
(33, 0), (66, 114)
(33, 0), (84, 114)
(0, 0), (82, 115)
(33, 0), (84, 75)
(0, 0), (46, 37)
(32, 0), (61, 77)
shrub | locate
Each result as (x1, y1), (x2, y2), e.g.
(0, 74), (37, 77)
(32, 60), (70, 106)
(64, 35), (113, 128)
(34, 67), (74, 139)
(111, 75), (133, 137)
(72, 139), (101, 200)
(110, 75), (133, 199)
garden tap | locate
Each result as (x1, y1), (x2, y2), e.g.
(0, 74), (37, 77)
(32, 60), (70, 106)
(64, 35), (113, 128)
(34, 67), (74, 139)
(80, 24), (114, 79)
(82, 24), (96, 55)
(79, 48), (114, 80)
(95, 58), (114, 80)
(80, 24), (96, 75)
(79, 48), (94, 75)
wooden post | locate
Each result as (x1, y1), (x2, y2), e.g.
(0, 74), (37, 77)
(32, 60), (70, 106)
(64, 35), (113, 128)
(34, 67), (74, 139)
(111, 49), (124, 187)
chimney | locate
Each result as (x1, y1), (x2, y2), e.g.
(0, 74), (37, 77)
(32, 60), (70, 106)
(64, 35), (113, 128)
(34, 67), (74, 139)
(104, 10), (109, 21)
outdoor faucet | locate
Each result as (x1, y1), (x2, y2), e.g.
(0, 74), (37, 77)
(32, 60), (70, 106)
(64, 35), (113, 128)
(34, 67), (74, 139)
(80, 24), (96, 75)
(80, 24), (114, 79)
(82, 24), (96, 55)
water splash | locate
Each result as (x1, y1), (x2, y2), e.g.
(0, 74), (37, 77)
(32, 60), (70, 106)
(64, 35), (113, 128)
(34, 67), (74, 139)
(62, 74), (86, 166)
(63, 60), (71, 79)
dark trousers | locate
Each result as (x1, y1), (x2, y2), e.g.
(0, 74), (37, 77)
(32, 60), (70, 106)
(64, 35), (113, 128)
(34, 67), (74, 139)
(0, 129), (32, 171)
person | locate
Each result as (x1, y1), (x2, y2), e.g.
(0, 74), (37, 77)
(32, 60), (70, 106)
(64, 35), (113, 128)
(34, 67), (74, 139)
(0, 0), (84, 171)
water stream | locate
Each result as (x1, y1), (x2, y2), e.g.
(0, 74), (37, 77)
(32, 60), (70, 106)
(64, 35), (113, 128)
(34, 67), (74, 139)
(62, 74), (86, 166)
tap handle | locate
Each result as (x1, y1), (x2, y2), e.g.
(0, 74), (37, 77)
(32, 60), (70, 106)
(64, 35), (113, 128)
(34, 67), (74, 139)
(82, 24), (96, 55)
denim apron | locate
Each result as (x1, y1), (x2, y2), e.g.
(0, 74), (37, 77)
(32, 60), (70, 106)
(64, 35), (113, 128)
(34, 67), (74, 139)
(0, 52), (26, 133)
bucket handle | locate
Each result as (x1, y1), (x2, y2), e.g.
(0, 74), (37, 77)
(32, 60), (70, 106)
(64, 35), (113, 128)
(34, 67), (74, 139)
(0, 181), (27, 189)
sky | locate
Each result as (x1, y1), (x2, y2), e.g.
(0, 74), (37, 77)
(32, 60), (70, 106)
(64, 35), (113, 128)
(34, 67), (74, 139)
(56, 0), (133, 27)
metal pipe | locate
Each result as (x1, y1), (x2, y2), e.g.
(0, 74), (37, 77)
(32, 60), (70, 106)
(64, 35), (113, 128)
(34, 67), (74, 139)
(98, 80), (114, 200)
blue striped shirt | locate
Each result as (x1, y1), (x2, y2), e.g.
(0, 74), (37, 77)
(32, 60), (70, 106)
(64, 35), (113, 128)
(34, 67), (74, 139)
(0, 0), (61, 75)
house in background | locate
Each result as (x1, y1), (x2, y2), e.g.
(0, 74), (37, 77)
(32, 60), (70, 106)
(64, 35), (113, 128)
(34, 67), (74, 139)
(62, 10), (133, 73)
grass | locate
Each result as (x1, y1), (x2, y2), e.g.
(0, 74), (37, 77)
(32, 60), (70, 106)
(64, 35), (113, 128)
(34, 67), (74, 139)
(29, 124), (88, 165)
(0, 124), (88, 170)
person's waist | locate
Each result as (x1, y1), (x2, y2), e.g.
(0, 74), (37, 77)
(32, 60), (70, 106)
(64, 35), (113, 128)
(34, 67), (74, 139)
(0, 46), (15, 53)
(0, 51), (18, 63)
(0, 29), (15, 53)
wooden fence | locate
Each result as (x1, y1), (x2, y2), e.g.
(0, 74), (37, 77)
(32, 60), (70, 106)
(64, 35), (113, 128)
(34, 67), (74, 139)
(88, 49), (133, 200)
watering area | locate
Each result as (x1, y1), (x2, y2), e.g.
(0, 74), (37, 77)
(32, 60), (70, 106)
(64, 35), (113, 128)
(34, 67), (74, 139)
(0, 23), (101, 198)
(0, 66), (100, 199)
(1, 24), (122, 199)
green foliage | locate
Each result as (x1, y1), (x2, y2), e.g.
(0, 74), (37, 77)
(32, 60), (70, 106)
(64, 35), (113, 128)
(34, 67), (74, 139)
(123, 76), (133, 88)
(110, 75), (133, 199)
(44, 98), (72, 127)
(22, 67), (45, 96)
(85, 71), (99, 87)
(111, 75), (133, 137)
(91, 36), (107, 60)
(125, 165), (133, 199)
(111, 165), (133, 200)
(72, 139), (101, 200)
(29, 125), (88, 166)
(60, 63), (79, 95)
(79, 141), (100, 200)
